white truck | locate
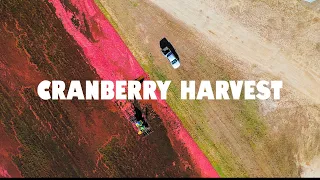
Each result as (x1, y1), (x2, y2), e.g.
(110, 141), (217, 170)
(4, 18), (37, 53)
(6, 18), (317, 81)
(160, 38), (180, 69)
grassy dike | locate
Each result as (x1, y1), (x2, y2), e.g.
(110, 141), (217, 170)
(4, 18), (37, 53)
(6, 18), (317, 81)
(94, 0), (268, 177)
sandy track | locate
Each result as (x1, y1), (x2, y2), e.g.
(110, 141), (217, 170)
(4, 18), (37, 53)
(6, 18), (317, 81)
(150, 0), (320, 104)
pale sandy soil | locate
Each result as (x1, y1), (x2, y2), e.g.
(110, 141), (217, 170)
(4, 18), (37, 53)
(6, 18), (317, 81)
(97, 0), (319, 177)
(301, 155), (320, 177)
(150, 0), (320, 104)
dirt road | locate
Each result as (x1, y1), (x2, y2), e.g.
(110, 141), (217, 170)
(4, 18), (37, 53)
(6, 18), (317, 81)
(97, 0), (320, 177)
(150, 0), (320, 104)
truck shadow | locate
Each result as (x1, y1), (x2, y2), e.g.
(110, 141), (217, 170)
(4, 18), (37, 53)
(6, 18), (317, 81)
(160, 38), (180, 60)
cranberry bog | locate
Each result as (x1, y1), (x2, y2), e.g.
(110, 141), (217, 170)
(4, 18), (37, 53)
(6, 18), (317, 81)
(0, 0), (218, 177)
